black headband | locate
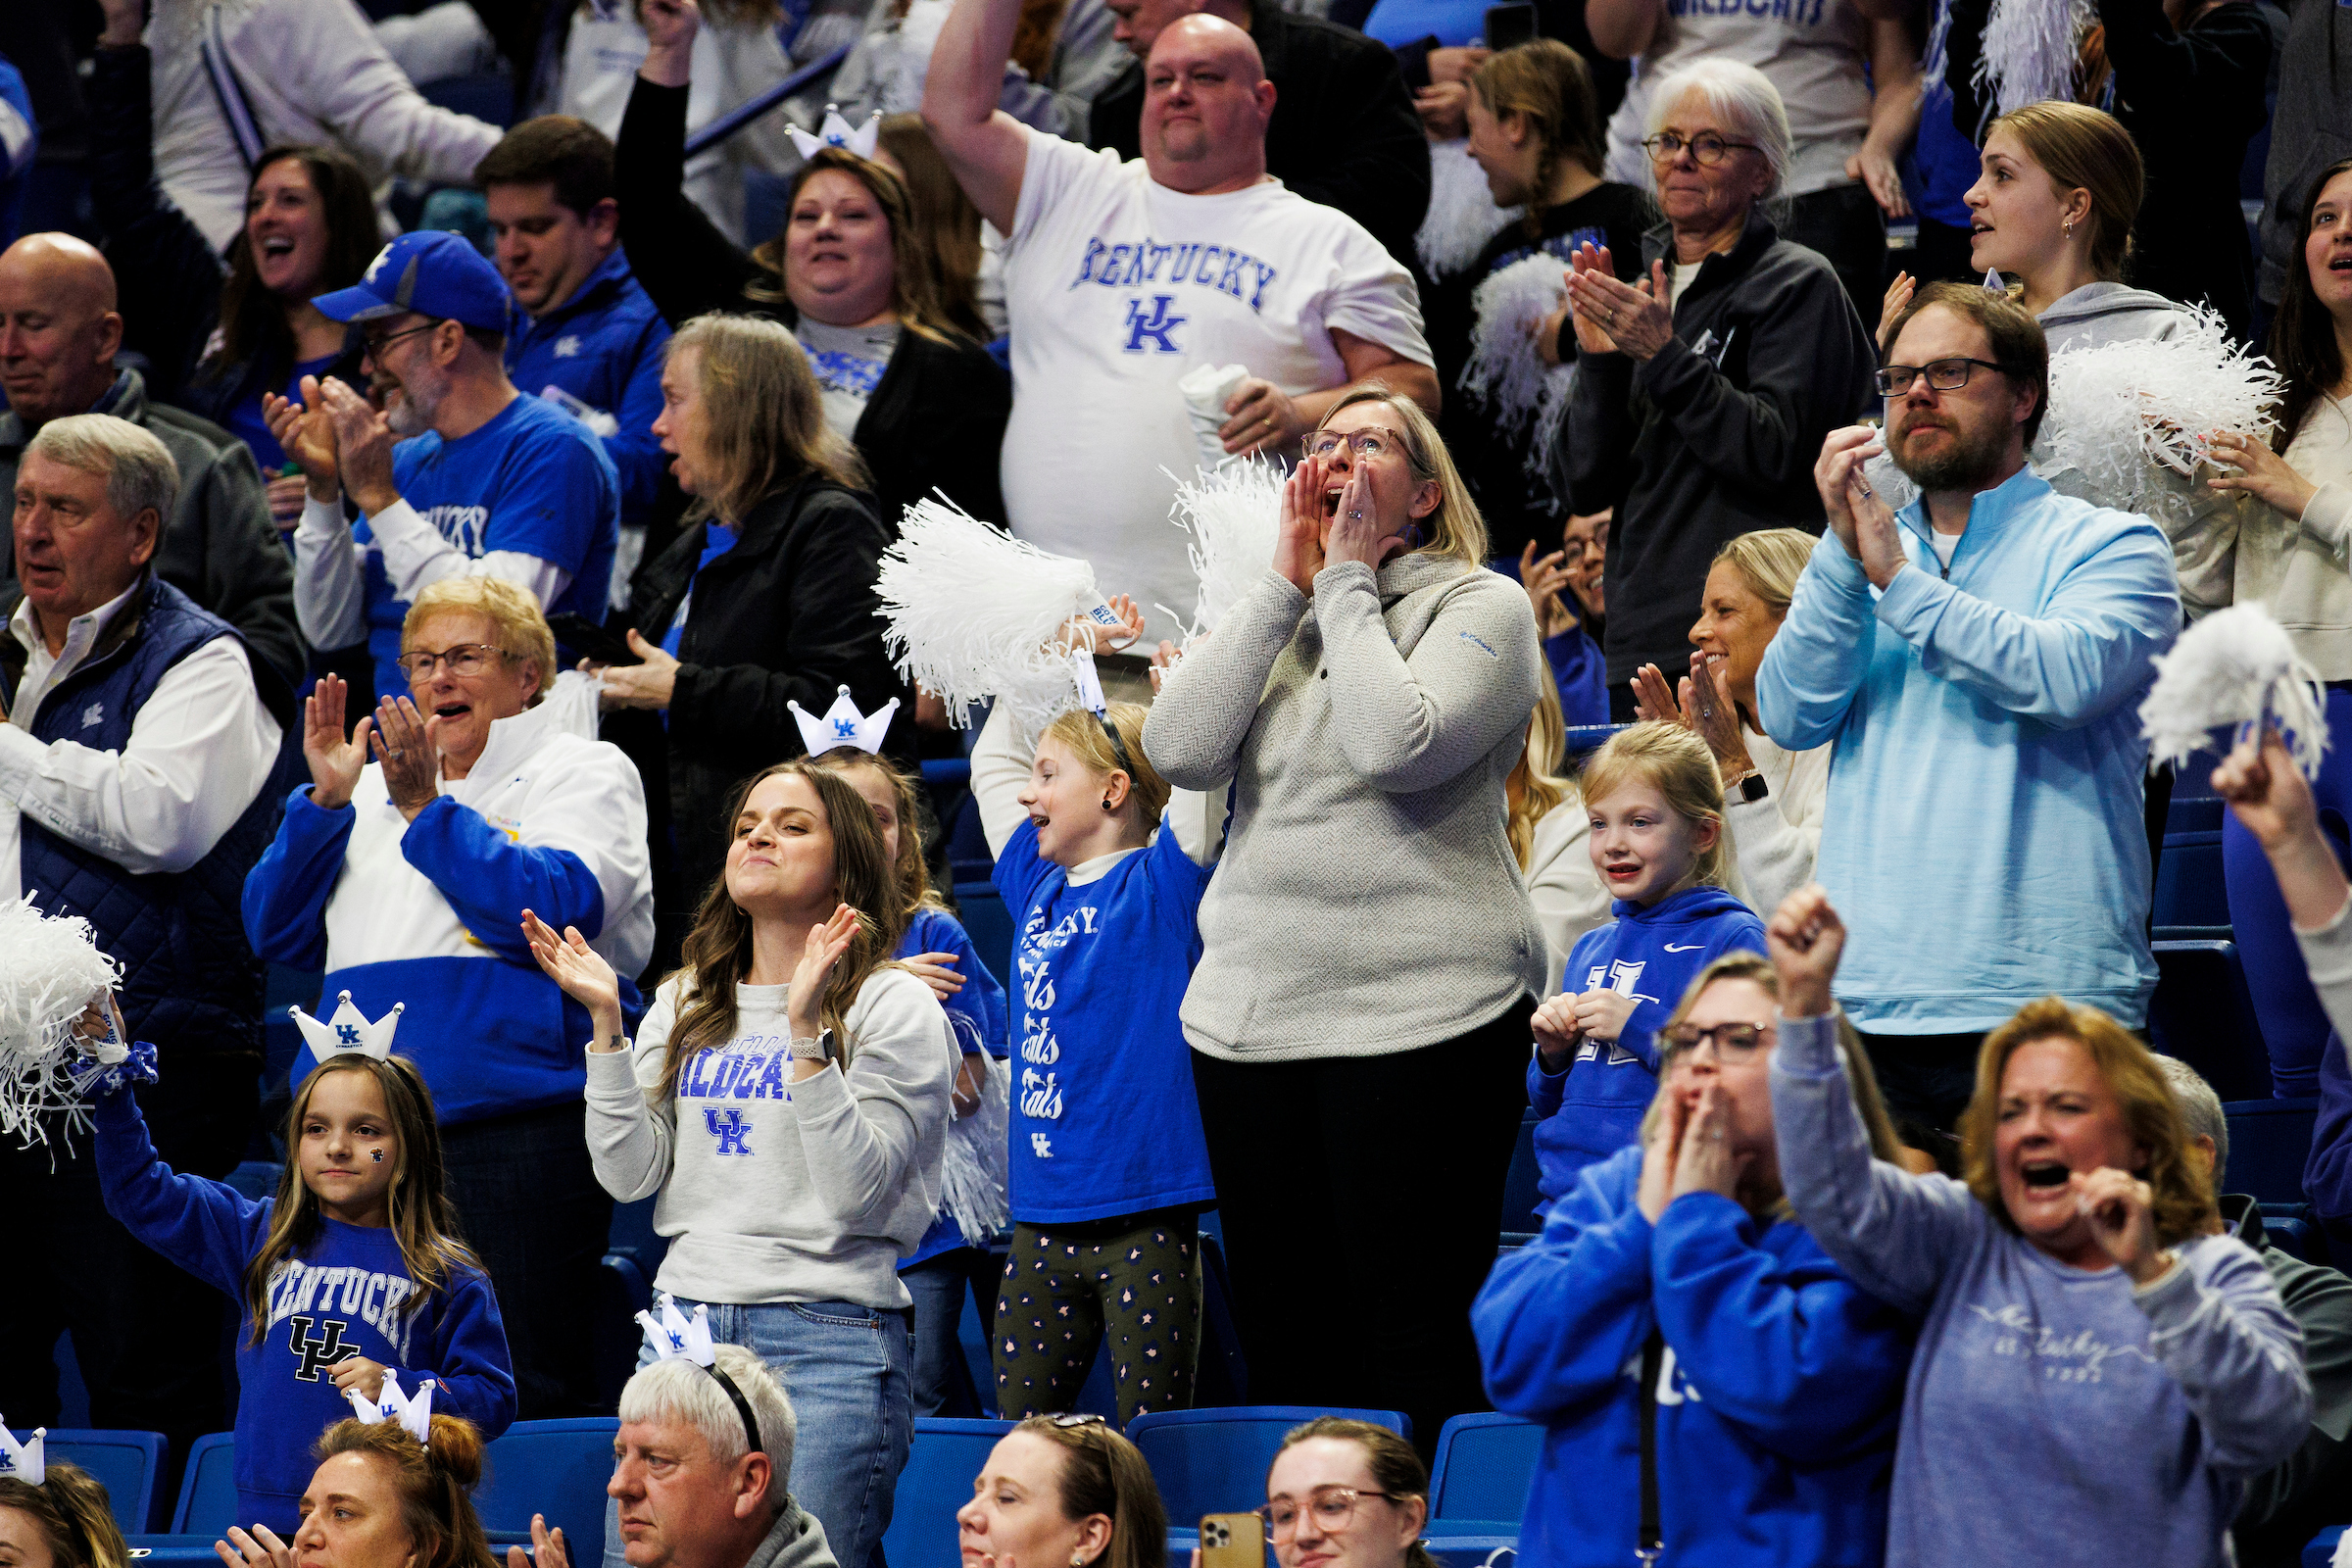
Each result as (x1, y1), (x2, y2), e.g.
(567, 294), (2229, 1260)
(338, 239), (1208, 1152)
(1096, 710), (1136, 780)
(703, 1362), (763, 1457)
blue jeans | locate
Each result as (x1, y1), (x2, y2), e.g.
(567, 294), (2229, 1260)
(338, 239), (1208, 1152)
(902, 1248), (998, 1416)
(603, 1298), (913, 1568)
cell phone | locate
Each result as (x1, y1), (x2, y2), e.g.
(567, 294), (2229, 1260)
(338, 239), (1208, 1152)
(547, 612), (641, 666)
(1485, 1), (1538, 49)
(1200, 1512), (1265, 1568)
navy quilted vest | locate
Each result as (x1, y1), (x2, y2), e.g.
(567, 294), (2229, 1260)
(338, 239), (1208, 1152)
(8, 578), (283, 1056)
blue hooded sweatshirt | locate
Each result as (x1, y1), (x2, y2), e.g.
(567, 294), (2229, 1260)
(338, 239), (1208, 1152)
(1753, 466), (2179, 1031)
(1474, 1144), (1911, 1568)
(1532, 885), (1767, 1205)
(505, 248), (672, 525)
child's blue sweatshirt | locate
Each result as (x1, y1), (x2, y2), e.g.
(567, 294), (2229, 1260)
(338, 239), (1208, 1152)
(92, 1088), (516, 1534)
(1531, 885), (1766, 1205)
(896, 906), (1011, 1267)
(1473, 1144), (1911, 1568)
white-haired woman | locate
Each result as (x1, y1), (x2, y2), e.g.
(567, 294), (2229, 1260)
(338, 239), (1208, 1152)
(1559, 59), (1877, 720)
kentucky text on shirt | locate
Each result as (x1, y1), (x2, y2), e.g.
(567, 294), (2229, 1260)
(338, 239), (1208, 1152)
(265, 1258), (424, 1364)
(1667, 0), (1831, 22)
(421, 503), (491, 558)
(1070, 236), (1282, 314)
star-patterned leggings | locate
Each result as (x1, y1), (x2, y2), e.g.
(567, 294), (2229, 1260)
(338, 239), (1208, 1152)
(991, 1215), (1200, 1425)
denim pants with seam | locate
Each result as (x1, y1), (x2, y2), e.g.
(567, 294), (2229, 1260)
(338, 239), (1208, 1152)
(603, 1296), (913, 1568)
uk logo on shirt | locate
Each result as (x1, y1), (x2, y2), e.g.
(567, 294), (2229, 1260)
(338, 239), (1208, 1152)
(1123, 296), (1187, 354)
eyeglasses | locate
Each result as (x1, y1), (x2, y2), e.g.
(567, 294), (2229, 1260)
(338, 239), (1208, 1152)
(1305, 428), (1401, 462)
(363, 320), (443, 359)
(1256, 1488), (1397, 1542)
(1662, 1020), (1773, 1060)
(396, 642), (511, 681)
(1874, 358), (2019, 397)
(1641, 131), (1761, 167)
(1047, 1413), (1107, 1430)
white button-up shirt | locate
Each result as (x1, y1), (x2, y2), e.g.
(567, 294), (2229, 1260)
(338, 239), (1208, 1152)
(1, 582), (284, 902)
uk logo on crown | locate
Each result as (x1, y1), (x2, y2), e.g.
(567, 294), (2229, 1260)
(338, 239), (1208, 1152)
(288, 991), (405, 1067)
(636, 1294), (718, 1369)
(0, 1419), (45, 1486)
(786, 105), (881, 162)
(787, 684), (900, 759)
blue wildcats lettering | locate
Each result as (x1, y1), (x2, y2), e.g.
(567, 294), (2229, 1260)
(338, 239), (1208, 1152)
(706, 1106), (755, 1155)
(1124, 296), (1187, 354)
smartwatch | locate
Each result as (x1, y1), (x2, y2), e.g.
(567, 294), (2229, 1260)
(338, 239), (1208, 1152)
(787, 1029), (835, 1063)
(1737, 773), (1770, 804)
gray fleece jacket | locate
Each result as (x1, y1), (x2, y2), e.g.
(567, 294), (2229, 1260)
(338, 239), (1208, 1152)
(1141, 554), (1547, 1061)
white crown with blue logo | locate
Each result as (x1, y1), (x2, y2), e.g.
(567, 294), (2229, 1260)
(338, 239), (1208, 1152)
(787, 105), (882, 162)
(289, 991), (405, 1067)
(348, 1371), (435, 1446)
(0, 1420), (44, 1486)
(637, 1295), (717, 1367)
(788, 684), (900, 758)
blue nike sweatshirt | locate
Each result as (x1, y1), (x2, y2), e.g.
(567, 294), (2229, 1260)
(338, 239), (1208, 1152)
(1531, 884), (1766, 1207)
(92, 1086), (516, 1534)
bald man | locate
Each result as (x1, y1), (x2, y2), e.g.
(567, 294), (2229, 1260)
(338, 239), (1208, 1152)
(0, 234), (302, 695)
(927, 1), (1439, 645)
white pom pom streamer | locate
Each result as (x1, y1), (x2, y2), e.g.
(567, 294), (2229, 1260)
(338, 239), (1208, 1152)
(1419, 140), (1520, 280)
(1461, 252), (1578, 483)
(2036, 307), (2284, 513)
(2139, 602), (2328, 776)
(936, 1044), (1007, 1248)
(0, 898), (122, 1145)
(1163, 459), (1281, 645)
(1972, 0), (2098, 114)
(875, 498), (1101, 739)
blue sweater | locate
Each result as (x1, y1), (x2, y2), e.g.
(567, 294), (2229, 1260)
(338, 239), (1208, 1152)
(896, 906), (1010, 1267)
(92, 1088), (515, 1534)
(504, 249), (671, 525)
(1474, 1144), (1911, 1568)
(1531, 885), (1766, 1205)
(1544, 624), (1610, 728)
(1753, 468), (2179, 1030)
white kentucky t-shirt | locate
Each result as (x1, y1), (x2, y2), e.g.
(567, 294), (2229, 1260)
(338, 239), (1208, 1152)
(1000, 132), (1431, 635)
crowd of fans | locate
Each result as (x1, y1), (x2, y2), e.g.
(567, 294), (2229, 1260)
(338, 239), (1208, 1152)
(8, 0), (2352, 1564)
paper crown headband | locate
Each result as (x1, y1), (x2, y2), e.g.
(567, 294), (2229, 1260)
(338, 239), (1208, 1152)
(0, 1421), (43, 1486)
(348, 1371), (435, 1445)
(788, 684), (900, 758)
(636, 1295), (763, 1453)
(289, 992), (405, 1067)
(788, 105), (881, 162)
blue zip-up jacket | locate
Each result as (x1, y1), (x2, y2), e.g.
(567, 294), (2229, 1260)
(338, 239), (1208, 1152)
(1753, 467), (2179, 1030)
(92, 1085), (515, 1535)
(1532, 885), (1766, 1205)
(1474, 1144), (1910, 1568)
(896, 906), (1010, 1268)
(1544, 623), (1609, 727)
(504, 248), (671, 524)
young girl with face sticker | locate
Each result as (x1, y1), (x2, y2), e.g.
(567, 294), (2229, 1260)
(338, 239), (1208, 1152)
(1526, 722), (1766, 1207)
(88, 1020), (514, 1542)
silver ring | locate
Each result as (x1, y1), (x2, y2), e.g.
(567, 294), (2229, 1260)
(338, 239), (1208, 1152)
(387, 749), (405, 759)
(1348, 510), (1362, 519)
(1701, 709), (1714, 720)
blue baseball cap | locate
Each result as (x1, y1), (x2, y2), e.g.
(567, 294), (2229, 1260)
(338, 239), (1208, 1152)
(313, 230), (510, 333)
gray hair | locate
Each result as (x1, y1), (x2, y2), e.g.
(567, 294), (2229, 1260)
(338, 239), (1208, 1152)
(616, 1345), (798, 1508)
(2153, 1055), (2229, 1181)
(22, 414), (179, 525)
(1644, 58), (1792, 201)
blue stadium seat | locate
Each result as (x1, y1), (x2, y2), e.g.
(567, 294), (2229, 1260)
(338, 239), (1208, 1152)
(171, 1431), (238, 1536)
(2264, 1208), (2321, 1264)
(2154, 793), (2230, 933)
(883, 1418), (1015, 1568)
(606, 1195), (667, 1281)
(1421, 1533), (1520, 1568)
(28, 1429), (167, 1533)
(473, 1418), (618, 1555)
(2305, 1525), (2343, 1567)
(954, 882), (1015, 990)
(2149, 943), (2272, 1102)
(1127, 1408), (1410, 1532)
(597, 1254), (655, 1410)
(1500, 1109), (1543, 1235)
(2225, 1098), (2322, 1207)
(1197, 1233), (1251, 1406)
(1426, 1413), (1541, 1532)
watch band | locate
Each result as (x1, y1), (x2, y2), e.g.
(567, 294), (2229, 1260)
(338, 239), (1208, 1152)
(787, 1028), (835, 1063)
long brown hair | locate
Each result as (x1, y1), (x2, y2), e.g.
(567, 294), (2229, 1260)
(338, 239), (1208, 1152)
(2270, 155), (2352, 450)
(1506, 681), (1569, 871)
(1472, 39), (1606, 240)
(243, 1055), (479, 1346)
(0, 1463), (129, 1568)
(311, 1414), (498, 1568)
(207, 145), (377, 377)
(748, 147), (968, 346)
(1269, 1418), (1434, 1568)
(666, 315), (868, 525)
(662, 760), (906, 1098)
(1013, 1417), (1166, 1568)
(1984, 101), (2142, 284)
(875, 115), (990, 340)
(807, 748), (952, 925)
(1959, 998), (2219, 1246)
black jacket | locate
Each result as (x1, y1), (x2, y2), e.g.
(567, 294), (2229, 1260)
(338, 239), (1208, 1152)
(1085, 0), (1432, 270)
(623, 476), (916, 903)
(2222, 1194), (2352, 1568)
(613, 75), (1010, 531)
(1564, 211), (1875, 683)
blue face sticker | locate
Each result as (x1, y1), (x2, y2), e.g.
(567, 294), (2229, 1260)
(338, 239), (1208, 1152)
(371, 1150), (383, 1162)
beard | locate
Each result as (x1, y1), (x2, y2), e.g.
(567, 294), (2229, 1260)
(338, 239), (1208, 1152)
(382, 361), (450, 437)
(1889, 411), (2011, 492)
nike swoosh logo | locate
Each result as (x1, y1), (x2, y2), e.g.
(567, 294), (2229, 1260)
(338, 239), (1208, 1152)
(1662, 944), (1703, 953)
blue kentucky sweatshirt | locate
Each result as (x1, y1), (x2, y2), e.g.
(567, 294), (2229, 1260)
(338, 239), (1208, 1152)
(93, 1086), (515, 1534)
(1531, 885), (1766, 1208)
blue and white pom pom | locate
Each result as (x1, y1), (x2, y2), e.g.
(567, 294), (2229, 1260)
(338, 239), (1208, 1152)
(1164, 458), (1281, 646)
(1418, 140), (1520, 281)
(0, 898), (124, 1145)
(2139, 602), (2328, 776)
(1968, 0), (2098, 114)
(2037, 306), (2284, 511)
(1461, 252), (1578, 481)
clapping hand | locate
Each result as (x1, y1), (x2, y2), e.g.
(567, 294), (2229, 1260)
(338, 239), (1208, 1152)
(370, 697), (441, 821)
(787, 904), (863, 1045)
(1520, 543), (1575, 637)
(1876, 270), (1915, 355)
(522, 908), (625, 1041)
(1814, 425), (1905, 585)
(1765, 886), (1843, 1017)
(303, 674), (374, 811)
(264, 376), (341, 503)
(507, 1514), (571, 1568)
(2073, 1166), (2166, 1284)
(317, 376), (401, 516)
(215, 1525), (292, 1568)
(1148, 637), (1186, 695)
(1565, 243), (1674, 361)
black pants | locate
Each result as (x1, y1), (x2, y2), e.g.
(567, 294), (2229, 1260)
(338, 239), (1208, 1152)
(1853, 1029), (1984, 1139)
(1190, 996), (1535, 1460)
(442, 1102), (612, 1417)
(0, 1053), (259, 1461)
(1783, 182), (1890, 340)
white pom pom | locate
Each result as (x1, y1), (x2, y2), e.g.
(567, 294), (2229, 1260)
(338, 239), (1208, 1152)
(936, 1047), (1007, 1247)
(875, 498), (1101, 739)
(1462, 252), (1578, 446)
(0, 898), (122, 1145)
(1164, 459), (1282, 644)
(2139, 602), (2328, 775)
(1418, 140), (1520, 280)
(1974, 0), (2098, 113)
(2037, 307), (2285, 513)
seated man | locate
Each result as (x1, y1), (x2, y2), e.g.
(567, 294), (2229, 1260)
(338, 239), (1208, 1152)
(926, 0), (1437, 643)
(0, 232), (303, 696)
(1755, 281), (2180, 1133)
(270, 229), (621, 704)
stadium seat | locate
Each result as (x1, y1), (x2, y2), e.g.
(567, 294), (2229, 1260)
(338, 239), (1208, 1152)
(171, 1431), (237, 1536)
(2150, 943), (2272, 1102)
(473, 1418), (618, 1554)
(2225, 1097), (2322, 1207)
(1426, 1413), (1541, 1532)
(883, 1418), (1015, 1568)
(27, 1429), (166, 1533)
(606, 1196), (667, 1282)
(1421, 1532), (1520, 1568)
(2154, 792), (2230, 933)
(2262, 1206), (2322, 1265)
(1500, 1109), (1543, 1235)
(1196, 1233), (1250, 1406)
(1127, 1408), (1410, 1532)
(954, 882), (1016, 990)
